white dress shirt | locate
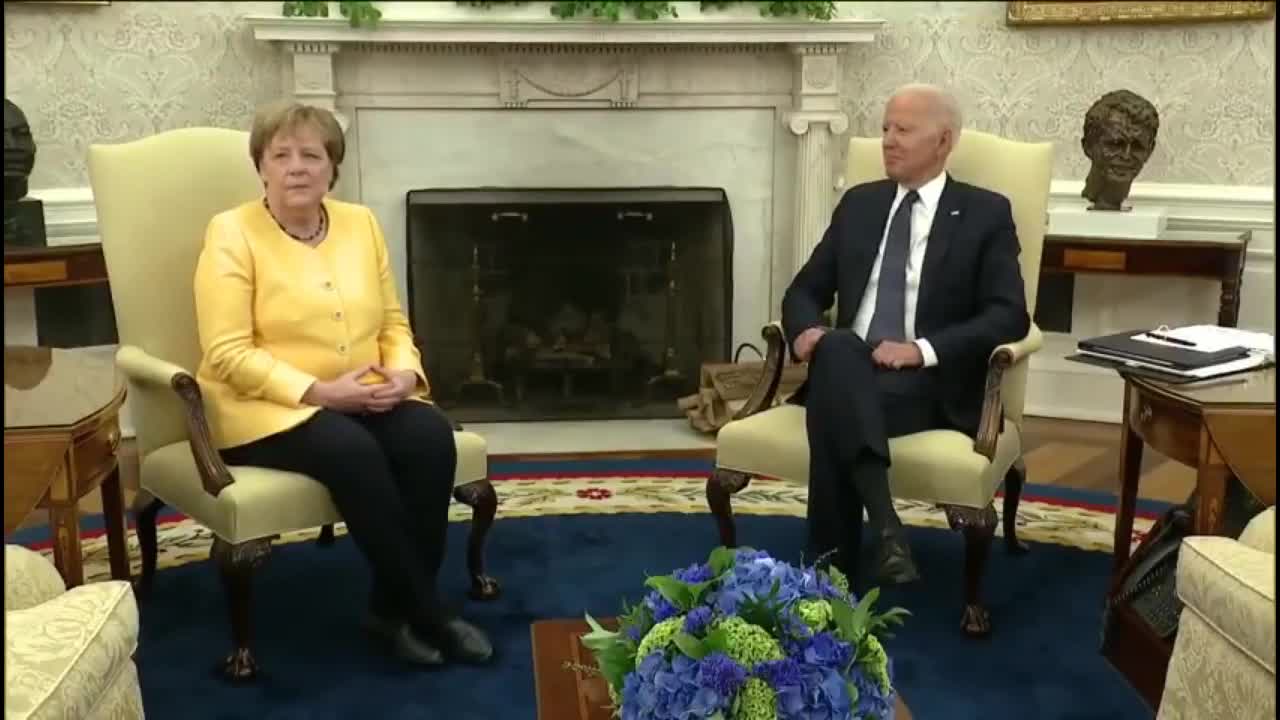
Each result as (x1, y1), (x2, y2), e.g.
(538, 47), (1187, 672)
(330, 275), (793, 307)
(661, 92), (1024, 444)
(851, 171), (948, 367)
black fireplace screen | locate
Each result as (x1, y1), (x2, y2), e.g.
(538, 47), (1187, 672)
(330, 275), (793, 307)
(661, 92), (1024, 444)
(405, 187), (733, 423)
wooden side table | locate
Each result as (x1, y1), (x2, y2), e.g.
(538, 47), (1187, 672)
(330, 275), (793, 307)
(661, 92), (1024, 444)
(1041, 230), (1251, 328)
(3, 346), (131, 587)
(1103, 366), (1276, 708)
(3, 243), (109, 289)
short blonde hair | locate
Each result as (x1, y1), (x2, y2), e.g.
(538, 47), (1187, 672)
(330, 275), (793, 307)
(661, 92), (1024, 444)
(249, 101), (346, 188)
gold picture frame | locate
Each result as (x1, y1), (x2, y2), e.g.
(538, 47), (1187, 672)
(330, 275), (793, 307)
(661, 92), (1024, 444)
(1007, 1), (1275, 26)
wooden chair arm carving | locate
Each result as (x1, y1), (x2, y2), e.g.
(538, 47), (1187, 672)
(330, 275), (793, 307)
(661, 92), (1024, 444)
(974, 324), (1043, 460)
(731, 322), (789, 421)
(116, 345), (234, 497)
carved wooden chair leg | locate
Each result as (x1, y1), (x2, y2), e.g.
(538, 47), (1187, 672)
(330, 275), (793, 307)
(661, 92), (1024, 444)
(317, 524), (336, 546)
(943, 503), (997, 638)
(453, 479), (501, 601)
(706, 468), (752, 548)
(133, 498), (165, 598)
(210, 536), (273, 683)
(1003, 459), (1030, 555)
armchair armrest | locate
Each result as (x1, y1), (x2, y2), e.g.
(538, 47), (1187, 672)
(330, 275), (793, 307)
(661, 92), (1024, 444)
(974, 323), (1043, 460)
(115, 345), (234, 498)
(729, 322), (789, 421)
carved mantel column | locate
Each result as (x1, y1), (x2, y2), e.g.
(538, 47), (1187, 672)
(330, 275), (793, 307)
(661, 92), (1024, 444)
(784, 43), (848, 276)
(285, 41), (349, 131)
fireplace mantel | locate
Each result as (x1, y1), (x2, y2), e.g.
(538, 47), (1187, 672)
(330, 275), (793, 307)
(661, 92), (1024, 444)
(243, 13), (883, 47)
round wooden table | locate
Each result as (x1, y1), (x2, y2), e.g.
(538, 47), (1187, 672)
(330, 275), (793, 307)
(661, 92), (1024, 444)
(3, 345), (130, 587)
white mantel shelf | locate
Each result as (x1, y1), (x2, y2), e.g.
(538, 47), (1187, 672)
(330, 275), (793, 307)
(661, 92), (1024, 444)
(243, 15), (885, 46)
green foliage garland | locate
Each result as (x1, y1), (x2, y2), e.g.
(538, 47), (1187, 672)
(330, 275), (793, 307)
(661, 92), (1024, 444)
(283, 2), (839, 26)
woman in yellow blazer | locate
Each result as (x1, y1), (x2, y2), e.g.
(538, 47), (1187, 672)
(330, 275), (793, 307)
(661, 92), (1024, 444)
(193, 102), (491, 667)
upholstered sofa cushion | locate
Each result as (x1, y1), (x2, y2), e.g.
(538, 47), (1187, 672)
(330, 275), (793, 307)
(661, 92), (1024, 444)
(715, 403), (1021, 508)
(4, 575), (140, 720)
(141, 430), (489, 545)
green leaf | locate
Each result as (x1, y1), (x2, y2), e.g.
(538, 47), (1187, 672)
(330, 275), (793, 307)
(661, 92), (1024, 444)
(580, 612), (622, 652)
(704, 626), (731, 656)
(580, 613), (635, 694)
(644, 575), (694, 611)
(707, 546), (738, 576)
(674, 632), (710, 660)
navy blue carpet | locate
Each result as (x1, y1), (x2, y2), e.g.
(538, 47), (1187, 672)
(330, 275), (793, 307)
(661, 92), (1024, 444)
(134, 512), (1150, 719)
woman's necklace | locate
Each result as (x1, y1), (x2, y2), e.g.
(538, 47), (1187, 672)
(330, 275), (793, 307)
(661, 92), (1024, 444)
(264, 198), (327, 243)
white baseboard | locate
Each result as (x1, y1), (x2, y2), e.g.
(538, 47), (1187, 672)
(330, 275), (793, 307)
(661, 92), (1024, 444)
(18, 180), (1277, 427)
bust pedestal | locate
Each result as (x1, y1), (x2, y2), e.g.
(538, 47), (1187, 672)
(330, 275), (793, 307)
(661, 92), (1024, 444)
(3, 197), (47, 249)
(1050, 204), (1168, 240)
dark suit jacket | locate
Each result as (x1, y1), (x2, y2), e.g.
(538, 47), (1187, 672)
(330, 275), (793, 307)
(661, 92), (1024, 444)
(782, 175), (1031, 436)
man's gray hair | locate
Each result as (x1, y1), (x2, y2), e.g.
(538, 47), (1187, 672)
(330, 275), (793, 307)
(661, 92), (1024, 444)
(890, 83), (963, 136)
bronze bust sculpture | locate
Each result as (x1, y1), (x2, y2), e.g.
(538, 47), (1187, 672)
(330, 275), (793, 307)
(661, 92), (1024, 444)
(1081, 90), (1159, 211)
(4, 98), (45, 247)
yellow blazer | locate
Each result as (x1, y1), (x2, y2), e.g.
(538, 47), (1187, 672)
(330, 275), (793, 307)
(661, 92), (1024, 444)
(193, 197), (429, 449)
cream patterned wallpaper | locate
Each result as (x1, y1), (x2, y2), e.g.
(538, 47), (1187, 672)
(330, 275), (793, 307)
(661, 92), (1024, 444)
(3, 1), (1275, 190)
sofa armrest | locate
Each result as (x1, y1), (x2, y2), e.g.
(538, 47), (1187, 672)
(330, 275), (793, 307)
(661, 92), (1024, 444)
(4, 546), (66, 612)
(5, 580), (140, 720)
(974, 323), (1043, 460)
(115, 345), (234, 498)
(1177, 535), (1276, 672)
(1239, 506), (1275, 554)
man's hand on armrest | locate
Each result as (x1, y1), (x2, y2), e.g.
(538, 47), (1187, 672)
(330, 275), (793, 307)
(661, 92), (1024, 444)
(792, 327), (828, 363)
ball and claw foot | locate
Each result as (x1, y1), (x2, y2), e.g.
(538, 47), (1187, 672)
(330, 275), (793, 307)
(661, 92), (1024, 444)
(961, 604), (992, 638)
(470, 574), (502, 601)
(221, 648), (258, 682)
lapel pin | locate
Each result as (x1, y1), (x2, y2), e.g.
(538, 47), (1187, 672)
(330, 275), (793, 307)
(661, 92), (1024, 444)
(949, 209), (960, 216)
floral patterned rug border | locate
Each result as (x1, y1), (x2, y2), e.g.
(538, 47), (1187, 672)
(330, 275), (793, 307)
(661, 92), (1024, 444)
(36, 475), (1151, 583)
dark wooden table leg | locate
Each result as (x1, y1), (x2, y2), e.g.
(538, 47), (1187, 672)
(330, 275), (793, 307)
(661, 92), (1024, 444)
(1193, 431), (1232, 535)
(101, 464), (132, 582)
(1219, 247), (1245, 328)
(1112, 382), (1144, 576)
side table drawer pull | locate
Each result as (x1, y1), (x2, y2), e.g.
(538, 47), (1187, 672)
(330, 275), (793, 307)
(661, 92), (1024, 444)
(106, 428), (121, 453)
(1139, 404), (1153, 425)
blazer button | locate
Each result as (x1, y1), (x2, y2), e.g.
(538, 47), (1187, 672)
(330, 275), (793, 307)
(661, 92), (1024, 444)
(322, 281), (334, 290)
(334, 310), (343, 320)
(338, 344), (347, 354)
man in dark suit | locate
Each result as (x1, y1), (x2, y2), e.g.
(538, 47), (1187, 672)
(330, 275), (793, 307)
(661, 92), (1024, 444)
(783, 84), (1030, 585)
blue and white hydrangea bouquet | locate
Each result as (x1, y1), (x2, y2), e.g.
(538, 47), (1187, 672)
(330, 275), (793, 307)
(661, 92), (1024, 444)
(580, 547), (909, 720)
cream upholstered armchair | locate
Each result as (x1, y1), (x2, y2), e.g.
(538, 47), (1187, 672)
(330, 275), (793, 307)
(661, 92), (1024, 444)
(1157, 506), (1275, 720)
(5, 545), (144, 719)
(707, 130), (1052, 636)
(87, 128), (500, 681)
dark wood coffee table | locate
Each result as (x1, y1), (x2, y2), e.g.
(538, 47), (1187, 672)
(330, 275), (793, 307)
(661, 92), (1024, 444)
(531, 618), (911, 719)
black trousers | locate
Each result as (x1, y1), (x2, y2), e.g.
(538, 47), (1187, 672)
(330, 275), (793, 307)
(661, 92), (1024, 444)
(802, 330), (945, 571)
(220, 401), (457, 630)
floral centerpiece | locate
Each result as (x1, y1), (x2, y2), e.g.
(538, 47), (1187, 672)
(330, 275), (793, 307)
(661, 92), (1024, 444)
(579, 547), (909, 719)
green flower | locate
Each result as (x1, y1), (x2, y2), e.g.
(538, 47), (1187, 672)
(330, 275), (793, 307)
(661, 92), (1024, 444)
(860, 634), (891, 692)
(732, 678), (778, 720)
(716, 616), (785, 667)
(794, 599), (832, 631)
(636, 616), (684, 663)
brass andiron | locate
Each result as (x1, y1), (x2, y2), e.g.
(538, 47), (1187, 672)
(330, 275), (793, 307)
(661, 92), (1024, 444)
(646, 235), (685, 402)
(458, 239), (504, 403)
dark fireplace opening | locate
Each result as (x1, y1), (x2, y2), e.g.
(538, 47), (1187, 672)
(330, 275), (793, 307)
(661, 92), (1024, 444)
(406, 187), (733, 423)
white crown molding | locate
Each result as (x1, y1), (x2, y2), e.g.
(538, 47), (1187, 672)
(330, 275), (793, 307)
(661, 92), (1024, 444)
(243, 14), (886, 47)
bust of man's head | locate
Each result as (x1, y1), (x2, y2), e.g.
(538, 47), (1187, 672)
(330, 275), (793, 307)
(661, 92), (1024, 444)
(4, 98), (37, 204)
(1081, 90), (1159, 211)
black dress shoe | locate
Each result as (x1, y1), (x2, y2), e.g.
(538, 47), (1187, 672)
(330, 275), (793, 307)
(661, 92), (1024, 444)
(389, 625), (445, 667)
(875, 531), (921, 585)
(436, 617), (494, 664)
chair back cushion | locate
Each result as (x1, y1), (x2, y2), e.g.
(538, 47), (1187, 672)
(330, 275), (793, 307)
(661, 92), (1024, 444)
(88, 128), (261, 455)
(845, 130), (1053, 422)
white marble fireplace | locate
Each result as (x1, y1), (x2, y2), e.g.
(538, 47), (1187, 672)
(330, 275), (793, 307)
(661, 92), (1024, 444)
(246, 4), (883, 354)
